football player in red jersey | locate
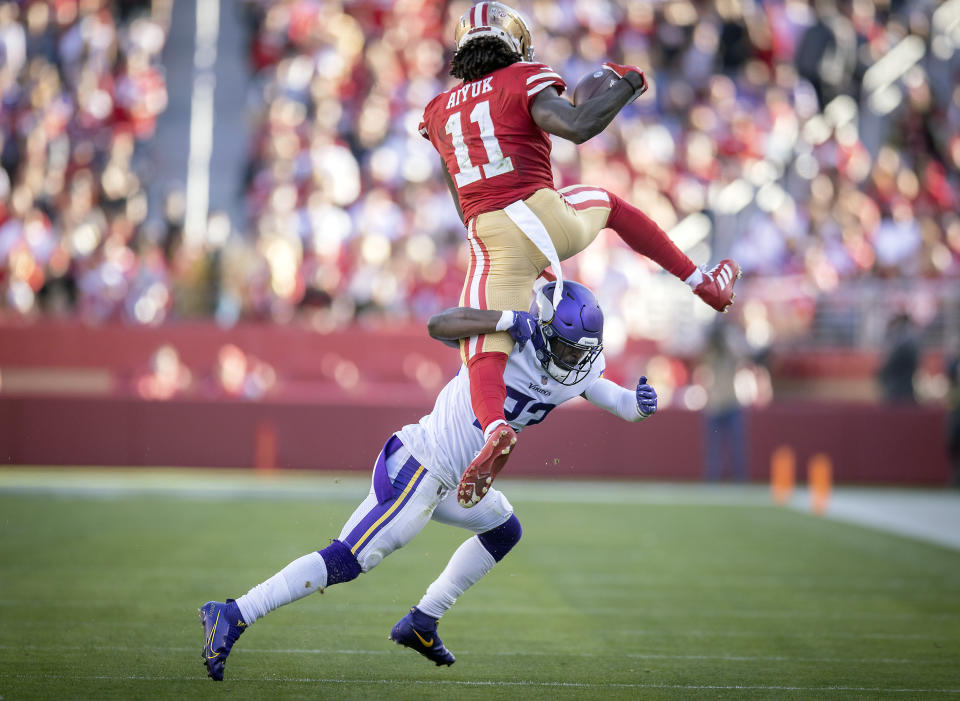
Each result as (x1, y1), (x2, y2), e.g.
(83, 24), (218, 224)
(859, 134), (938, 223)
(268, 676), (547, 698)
(419, 1), (741, 507)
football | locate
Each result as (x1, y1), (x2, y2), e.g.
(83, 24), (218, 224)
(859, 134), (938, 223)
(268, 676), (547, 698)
(572, 67), (620, 105)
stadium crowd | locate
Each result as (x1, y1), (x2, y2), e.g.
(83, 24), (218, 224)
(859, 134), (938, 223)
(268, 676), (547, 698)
(0, 0), (171, 322)
(1, 0), (958, 358)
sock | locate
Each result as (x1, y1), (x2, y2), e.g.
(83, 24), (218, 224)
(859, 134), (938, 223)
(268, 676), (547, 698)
(467, 352), (508, 433)
(477, 514), (522, 561)
(606, 193), (697, 281)
(235, 551), (327, 624)
(416, 536), (497, 619)
(684, 268), (704, 288)
(233, 541), (361, 624)
(483, 419), (508, 440)
(319, 539), (362, 585)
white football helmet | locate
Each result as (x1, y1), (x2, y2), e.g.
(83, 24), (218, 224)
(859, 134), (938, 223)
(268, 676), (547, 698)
(454, 2), (534, 61)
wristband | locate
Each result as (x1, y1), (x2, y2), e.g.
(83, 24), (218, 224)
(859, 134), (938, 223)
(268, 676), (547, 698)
(495, 310), (515, 332)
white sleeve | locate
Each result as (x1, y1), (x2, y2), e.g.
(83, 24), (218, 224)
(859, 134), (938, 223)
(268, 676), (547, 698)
(583, 377), (645, 422)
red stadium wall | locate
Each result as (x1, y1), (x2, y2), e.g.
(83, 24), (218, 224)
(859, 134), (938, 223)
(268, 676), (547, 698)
(0, 395), (950, 485)
(0, 320), (952, 485)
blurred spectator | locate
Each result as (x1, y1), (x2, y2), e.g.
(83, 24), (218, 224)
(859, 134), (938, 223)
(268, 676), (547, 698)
(0, 5), (27, 78)
(0, 0), (170, 323)
(228, 0), (960, 349)
(699, 319), (751, 481)
(876, 312), (919, 402)
(0, 0), (958, 401)
(795, 0), (858, 110)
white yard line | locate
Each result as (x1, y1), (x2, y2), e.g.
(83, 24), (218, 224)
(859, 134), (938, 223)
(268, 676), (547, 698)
(0, 623), (951, 641)
(0, 644), (943, 665)
(0, 469), (772, 505)
(2, 468), (959, 551)
(4, 598), (956, 621)
(789, 487), (960, 551)
(5, 673), (960, 693)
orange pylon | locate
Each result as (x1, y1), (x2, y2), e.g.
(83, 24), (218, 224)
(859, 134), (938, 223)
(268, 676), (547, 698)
(770, 445), (795, 505)
(255, 421), (278, 472)
(809, 453), (833, 516)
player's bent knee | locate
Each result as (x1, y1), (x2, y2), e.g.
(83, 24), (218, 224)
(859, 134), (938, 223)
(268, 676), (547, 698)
(477, 514), (522, 562)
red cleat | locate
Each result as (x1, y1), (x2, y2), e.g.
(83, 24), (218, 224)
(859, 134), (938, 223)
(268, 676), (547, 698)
(458, 423), (518, 508)
(694, 259), (742, 313)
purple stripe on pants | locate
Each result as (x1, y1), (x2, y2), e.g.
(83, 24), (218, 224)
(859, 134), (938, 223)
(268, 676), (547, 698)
(373, 434), (403, 504)
(343, 454), (425, 556)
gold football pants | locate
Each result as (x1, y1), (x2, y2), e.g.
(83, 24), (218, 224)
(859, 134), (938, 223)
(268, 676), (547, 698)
(458, 185), (612, 363)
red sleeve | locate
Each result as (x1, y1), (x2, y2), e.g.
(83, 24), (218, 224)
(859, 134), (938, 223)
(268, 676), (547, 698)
(419, 93), (442, 139)
(510, 62), (566, 108)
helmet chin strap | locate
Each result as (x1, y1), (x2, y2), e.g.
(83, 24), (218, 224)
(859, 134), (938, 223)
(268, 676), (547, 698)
(546, 358), (587, 385)
(545, 360), (564, 382)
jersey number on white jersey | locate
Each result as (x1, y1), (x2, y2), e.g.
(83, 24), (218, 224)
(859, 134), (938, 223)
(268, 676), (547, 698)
(472, 386), (557, 432)
(445, 100), (515, 187)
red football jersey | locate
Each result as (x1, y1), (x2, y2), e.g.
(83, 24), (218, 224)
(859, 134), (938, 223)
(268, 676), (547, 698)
(419, 61), (566, 223)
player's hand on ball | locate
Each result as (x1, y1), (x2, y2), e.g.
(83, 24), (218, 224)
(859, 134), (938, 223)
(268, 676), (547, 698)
(636, 376), (658, 418)
(601, 62), (647, 100)
(507, 311), (538, 352)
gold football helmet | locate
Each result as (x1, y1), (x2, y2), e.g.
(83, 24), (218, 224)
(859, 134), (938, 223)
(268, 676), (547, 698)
(454, 2), (534, 61)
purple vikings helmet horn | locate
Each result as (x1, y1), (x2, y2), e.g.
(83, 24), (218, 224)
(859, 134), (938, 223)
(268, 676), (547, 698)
(534, 281), (603, 385)
(454, 2), (535, 61)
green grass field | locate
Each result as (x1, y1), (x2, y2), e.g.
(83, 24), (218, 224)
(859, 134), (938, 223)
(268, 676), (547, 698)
(1, 469), (959, 700)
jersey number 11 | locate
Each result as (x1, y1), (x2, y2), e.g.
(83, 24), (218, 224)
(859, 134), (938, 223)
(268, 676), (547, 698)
(445, 100), (515, 188)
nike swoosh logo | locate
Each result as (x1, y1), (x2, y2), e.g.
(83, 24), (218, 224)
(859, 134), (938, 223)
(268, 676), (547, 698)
(413, 629), (434, 647)
(204, 609), (221, 658)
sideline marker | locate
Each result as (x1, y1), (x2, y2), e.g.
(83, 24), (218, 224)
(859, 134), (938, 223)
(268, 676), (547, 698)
(770, 445), (795, 505)
(809, 453), (832, 516)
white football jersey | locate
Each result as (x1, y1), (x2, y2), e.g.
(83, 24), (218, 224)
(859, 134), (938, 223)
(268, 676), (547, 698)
(396, 342), (606, 490)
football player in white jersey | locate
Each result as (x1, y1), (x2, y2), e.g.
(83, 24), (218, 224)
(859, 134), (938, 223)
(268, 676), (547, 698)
(199, 280), (659, 680)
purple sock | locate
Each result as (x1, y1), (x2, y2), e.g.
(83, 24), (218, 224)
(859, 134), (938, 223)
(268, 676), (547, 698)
(319, 540), (361, 586)
(477, 514), (522, 562)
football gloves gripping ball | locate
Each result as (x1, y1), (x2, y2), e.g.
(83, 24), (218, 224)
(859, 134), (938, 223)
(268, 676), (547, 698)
(601, 62), (648, 101)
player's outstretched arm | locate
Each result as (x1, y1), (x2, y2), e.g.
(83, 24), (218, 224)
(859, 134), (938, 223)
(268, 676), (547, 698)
(530, 72), (643, 144)
(582, 375), (658, 422)
(428, 308), (538, 349)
